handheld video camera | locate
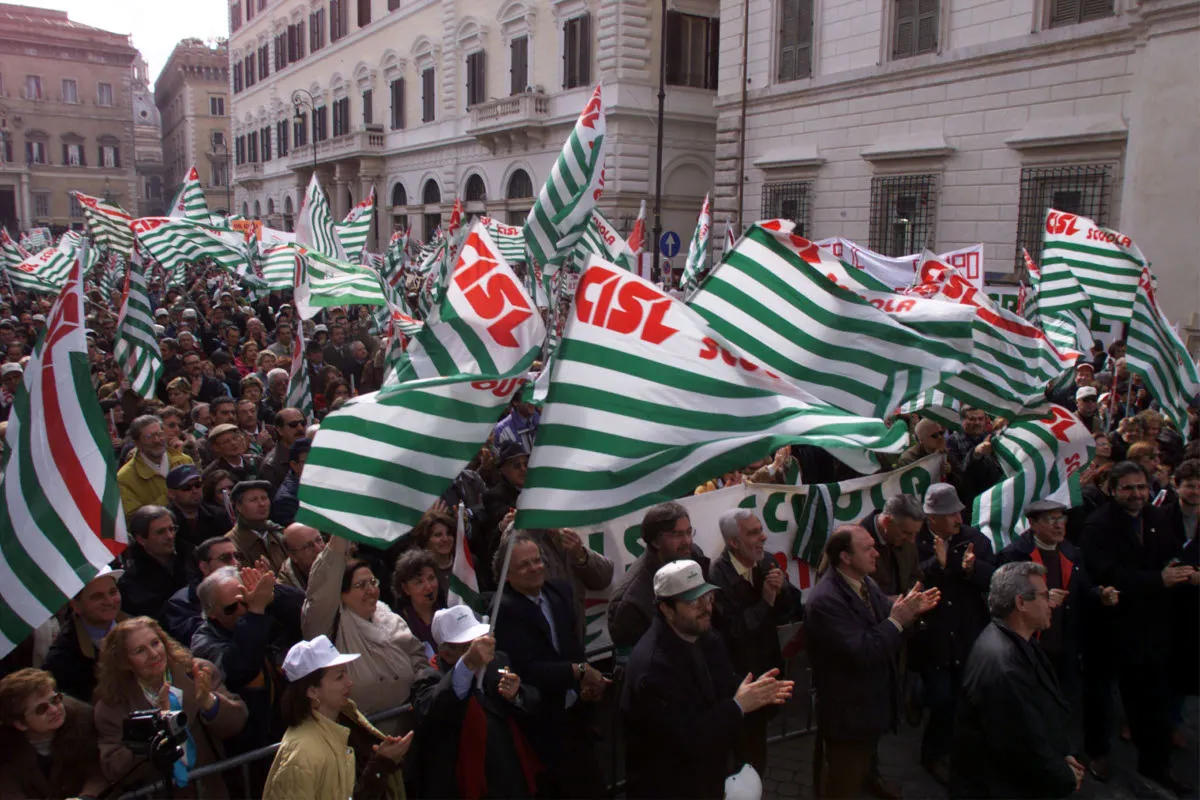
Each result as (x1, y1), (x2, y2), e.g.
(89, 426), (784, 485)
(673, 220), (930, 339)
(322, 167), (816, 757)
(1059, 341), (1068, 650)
(122, 709), (189, 766)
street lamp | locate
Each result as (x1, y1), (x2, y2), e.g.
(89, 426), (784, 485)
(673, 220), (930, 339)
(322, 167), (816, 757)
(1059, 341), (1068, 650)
(291, 88), (317, 175)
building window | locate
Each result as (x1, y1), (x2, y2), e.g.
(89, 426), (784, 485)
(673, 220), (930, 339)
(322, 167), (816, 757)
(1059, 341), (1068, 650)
(778, 0), (814, 83)
(233, 62), (244, 93)
(665, 12), (719, 90)
(61, 78), (78, 104)
(761, 181), (813, 238)
(275, 32), (287, 70)
(563, 14), (592, 89)
(391, 183), (407, 207)
(284, 196), (295, 230)
(25, 75), (43, 100)
(33, 193), (50, 218)
(68, 193), (83, 217)
(330, 0), (348, 42)
(287, 22), (305, 61)
(231, 2), (242, 31)
(466, 51), (486, 108)
(1048, 0), (1114, 27)
(362, 89), (373, 125)
(245, 54), (256, 87)
(235, 135), (245, 165)
(869, 174), (938, 256)
(25, 139), (47, 164)
(210, 96), (225, 115)
(213, 161), (228, 187)
(310, 9), (325, 51)
(259, 44), (270, 79)
(1015, 165), (1111, 270)
(294, 112), (308, 147)
(97, 82), (113, 106)
(248, 131), (259, 162)
(246, 0), (254, 20)
(100, 143), (121, 168)
(506, 169), (533, 199)
(358, 0), (371, 26)
(332, 96), (350, 136)
(390, 78), (405, 129)
(893, 0), (939, 59)
(0, 133), (11, 163)
(276, 119), (289, 156)
(510, 35), (529, 95)
(62, 141), (85, 166)
(423, 179), (441, 205)
(314, 105), (329, 141)
(464, 174), (486, 202)
(389, 0), (400, 8)
(261, 126), (272, 161)
(421, 67), (435, 122)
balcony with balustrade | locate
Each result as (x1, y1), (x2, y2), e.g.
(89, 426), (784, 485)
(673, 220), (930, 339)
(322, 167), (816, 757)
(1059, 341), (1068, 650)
(288, 125), (386, 170)
(467, 91), (551, 154)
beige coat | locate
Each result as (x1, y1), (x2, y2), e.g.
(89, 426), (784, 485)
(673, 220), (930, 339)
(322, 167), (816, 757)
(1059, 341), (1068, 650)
(93, 659), (248, 798)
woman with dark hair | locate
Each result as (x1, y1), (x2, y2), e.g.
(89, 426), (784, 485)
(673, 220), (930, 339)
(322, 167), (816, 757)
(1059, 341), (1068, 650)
(410, 506), (456, 598)
(391, 549), (445, 657)
(202, 468), (236, 508)
(324, 378), (352, 406)
(263, 636), (411, 800)
(167, 376), (194, 416)
(92, 617), (247, 797)
(0, 668), (105, 799)
(301, 537), (439, 732)
(235, 341), (259, 377)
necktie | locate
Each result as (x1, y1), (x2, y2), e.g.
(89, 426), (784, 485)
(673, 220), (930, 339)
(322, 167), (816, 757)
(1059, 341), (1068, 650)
(860, 583), (879, 621)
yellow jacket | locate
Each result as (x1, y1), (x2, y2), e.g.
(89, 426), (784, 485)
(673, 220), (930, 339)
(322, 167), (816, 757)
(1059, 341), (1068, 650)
(116, 448), (193, 516)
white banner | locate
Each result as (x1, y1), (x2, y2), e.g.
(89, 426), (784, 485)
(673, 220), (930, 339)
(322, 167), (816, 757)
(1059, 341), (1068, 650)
(578, 454), (944, 650)
(818, 237), (985, 293)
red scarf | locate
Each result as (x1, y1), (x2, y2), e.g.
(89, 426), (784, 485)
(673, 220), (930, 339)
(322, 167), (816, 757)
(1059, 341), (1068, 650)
(455, 695), (542, 798)
(1030, 545), (1073, 592)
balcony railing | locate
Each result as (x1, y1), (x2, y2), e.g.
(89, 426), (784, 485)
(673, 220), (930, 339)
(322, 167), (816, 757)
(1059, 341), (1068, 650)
(467, 91), (551, 153)
(233, 162), (262, 181)
(287, 125), (386, 169)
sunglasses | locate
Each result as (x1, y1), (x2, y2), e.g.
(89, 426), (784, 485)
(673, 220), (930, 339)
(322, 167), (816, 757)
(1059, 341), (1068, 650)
(221, 599), (247, 616)
(32, 691), (63, 716)
(179, 481), (203, 491)
(285, 420), (305, 428)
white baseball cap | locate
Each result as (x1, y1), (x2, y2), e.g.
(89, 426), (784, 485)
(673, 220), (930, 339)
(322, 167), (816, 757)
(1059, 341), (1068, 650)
(79, 564), (124, 595)
(432, 605), (491, 645)
(1, 362), (22, 377)
(653, 559), (719, 602)
(282, 635), (360, 681)
(1076, 386), (1098, 401)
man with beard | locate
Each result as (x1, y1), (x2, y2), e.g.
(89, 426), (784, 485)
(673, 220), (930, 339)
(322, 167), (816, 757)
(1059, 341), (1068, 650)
(622, 560), (794, 798)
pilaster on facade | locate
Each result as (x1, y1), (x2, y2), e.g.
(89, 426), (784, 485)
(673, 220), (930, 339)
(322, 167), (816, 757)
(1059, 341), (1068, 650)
(598, 0), (653, 82)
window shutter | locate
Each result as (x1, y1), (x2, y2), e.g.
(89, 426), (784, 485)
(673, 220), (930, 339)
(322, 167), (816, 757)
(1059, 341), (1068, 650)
(706, 17), (721, 89)
(579, 14), (592, 85)
(475, 51), (486, 105)
(511, 36), (528, 95)
(1048, 0), (1081, 26)
(893, 0), (916, 58)
(1080, 0), (1113, 21)
(916, 0), (938, 53)
(562, 19), (573, 88)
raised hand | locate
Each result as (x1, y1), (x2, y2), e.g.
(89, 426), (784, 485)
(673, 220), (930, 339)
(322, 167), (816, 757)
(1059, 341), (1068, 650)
(934, 536), (948, 568)
(374, 731), (414, 763)
(734, 668), (795, 714)
(191, 660), (216, 711)
(962, 543), (976, 573)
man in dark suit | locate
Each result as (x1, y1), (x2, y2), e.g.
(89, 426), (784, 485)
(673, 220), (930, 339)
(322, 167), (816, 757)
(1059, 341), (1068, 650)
(321, 323), (355, 379)
(806, 525), (940, 798)
(950, 561), (1084, 798)
(710, 507), (803, 773)
(492, 531), (608, 798)
(622, 559), (793, 798)
(912, 482), (996, 783)
(1081, 461), (1194, 793)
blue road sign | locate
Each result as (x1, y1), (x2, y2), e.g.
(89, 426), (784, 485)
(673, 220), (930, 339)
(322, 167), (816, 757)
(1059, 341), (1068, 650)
(660, 231), (681, 258)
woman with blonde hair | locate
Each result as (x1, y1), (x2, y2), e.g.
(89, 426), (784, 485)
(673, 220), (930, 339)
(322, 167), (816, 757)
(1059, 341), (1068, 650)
(92, 617), (247, 797)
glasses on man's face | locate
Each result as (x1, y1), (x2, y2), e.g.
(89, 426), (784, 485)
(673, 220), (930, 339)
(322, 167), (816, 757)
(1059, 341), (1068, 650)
(180, 481), (202, 491)
(1042, 514), (1067, 525)
(221, 599), (247, 616)
(285, 420), (305, 429)
(351, 577), (380, 592)
(32, 691), (63, 717)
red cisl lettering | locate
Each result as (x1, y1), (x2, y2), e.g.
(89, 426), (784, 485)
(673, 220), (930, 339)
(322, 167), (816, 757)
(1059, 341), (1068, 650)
(576, 265), (679, 344)
(1045, 211), (1080, 236)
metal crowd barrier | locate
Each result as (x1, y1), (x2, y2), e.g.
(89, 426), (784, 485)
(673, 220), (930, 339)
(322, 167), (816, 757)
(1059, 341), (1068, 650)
(118, 645), (817, 799)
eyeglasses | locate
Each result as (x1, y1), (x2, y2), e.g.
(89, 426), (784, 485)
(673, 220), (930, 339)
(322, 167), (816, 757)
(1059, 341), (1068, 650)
(179, 481), (202, 491)
(221, 599), (247, 616)
(350, 577), (380, 592)
(1041, 514), (1067, 524)
(32, 691), (63, 716)
(285, 420), (305, 428)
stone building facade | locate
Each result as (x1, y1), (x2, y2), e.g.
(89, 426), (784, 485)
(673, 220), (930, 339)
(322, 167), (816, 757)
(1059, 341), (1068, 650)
(715, 0), (1200, 339)
(0, 2), (140, 233)
(132, 53), (167, 217)
(156, 39), (233, 215)
(228, 0), (719, 257)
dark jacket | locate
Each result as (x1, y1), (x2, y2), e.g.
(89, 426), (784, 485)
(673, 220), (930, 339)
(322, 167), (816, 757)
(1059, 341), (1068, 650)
(193, 373), (230, 404)
(492, 579), (585, 767)
(0, 694), (106, 800)
(607, 544), (711, 652)
(164, 581), (204, 646)
(709, 547), (802, 679)
(913, 524), (995, 671)
(117, 542), (197, 623)
(258, 441), (292, 494)
(1081, 500), (1184, 664)
(271, 471), (301, 527)
(169, 501), (232, 552)
(621, 616), (744, 799)
(413, 651), (540, 799)
(203, 455), (261, 483)
(476, 479), (522, 593)
(949, 621), (1077, 799)
(863, 509), (920, 597)
(805, 569), (905, 740)
(44, 614), (126, 703)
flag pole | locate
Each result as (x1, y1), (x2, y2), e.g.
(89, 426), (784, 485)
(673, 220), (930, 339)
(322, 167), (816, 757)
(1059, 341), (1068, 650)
(651, 0), (666, 285)
(478, 525), (518, 690)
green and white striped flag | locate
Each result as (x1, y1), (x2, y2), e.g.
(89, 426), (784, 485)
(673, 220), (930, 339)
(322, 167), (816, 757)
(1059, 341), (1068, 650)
(973, 405), (1095, 550)
(523, 83), (605, 274)
(131, 217), (250, 284)
(335, 189), (375, 264)
(897, 388), (963, 430)
(908, 256), (1078, 419)
(7, 245), (75, 294)
(1040, 209), (1145, 322)
(688, 224), (978, 419)
(572, 208), (637, 272)
(1126, 266), (1200, 433)
(112, 249), (162, 400)
(383, 226), (409, 290)
(73, 192), (134, 256)
(260, 243), (298, 291)
(296, 222), (545, 545)
(295, 174), (348, 261)
(481, 216), (526, 264)
(0, 249), (129, 657)
(285, 323), (314, 419)
(295, 248), (388, 311)
(167, 165), (211, 221)
(446, 504), (481, 611)
(679, 193), (712, 293)
(0, 228), (26, 269)
(1024, 246), (1093, 354)
(515, 257), (910, 529)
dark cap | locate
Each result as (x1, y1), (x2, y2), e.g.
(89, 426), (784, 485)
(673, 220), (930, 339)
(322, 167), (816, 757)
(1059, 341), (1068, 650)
(289, 437), (312, 462)
(166, 464), (202, 489)
(230, 480), (273, 504)
(496, 439), (529, 465)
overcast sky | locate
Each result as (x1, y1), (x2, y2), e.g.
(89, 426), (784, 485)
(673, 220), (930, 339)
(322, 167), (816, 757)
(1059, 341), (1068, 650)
(21, 0), (228, 89)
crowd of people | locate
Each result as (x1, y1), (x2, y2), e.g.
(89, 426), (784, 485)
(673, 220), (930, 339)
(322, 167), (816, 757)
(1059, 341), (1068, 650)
(0, 264), (1197, 800)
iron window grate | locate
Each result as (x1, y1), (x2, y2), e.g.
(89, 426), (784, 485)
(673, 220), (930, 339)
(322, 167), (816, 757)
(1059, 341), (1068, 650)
(1015, 164), (1111, 272)
(761, 181), (813, 239)
(869, 174), (938, 257)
